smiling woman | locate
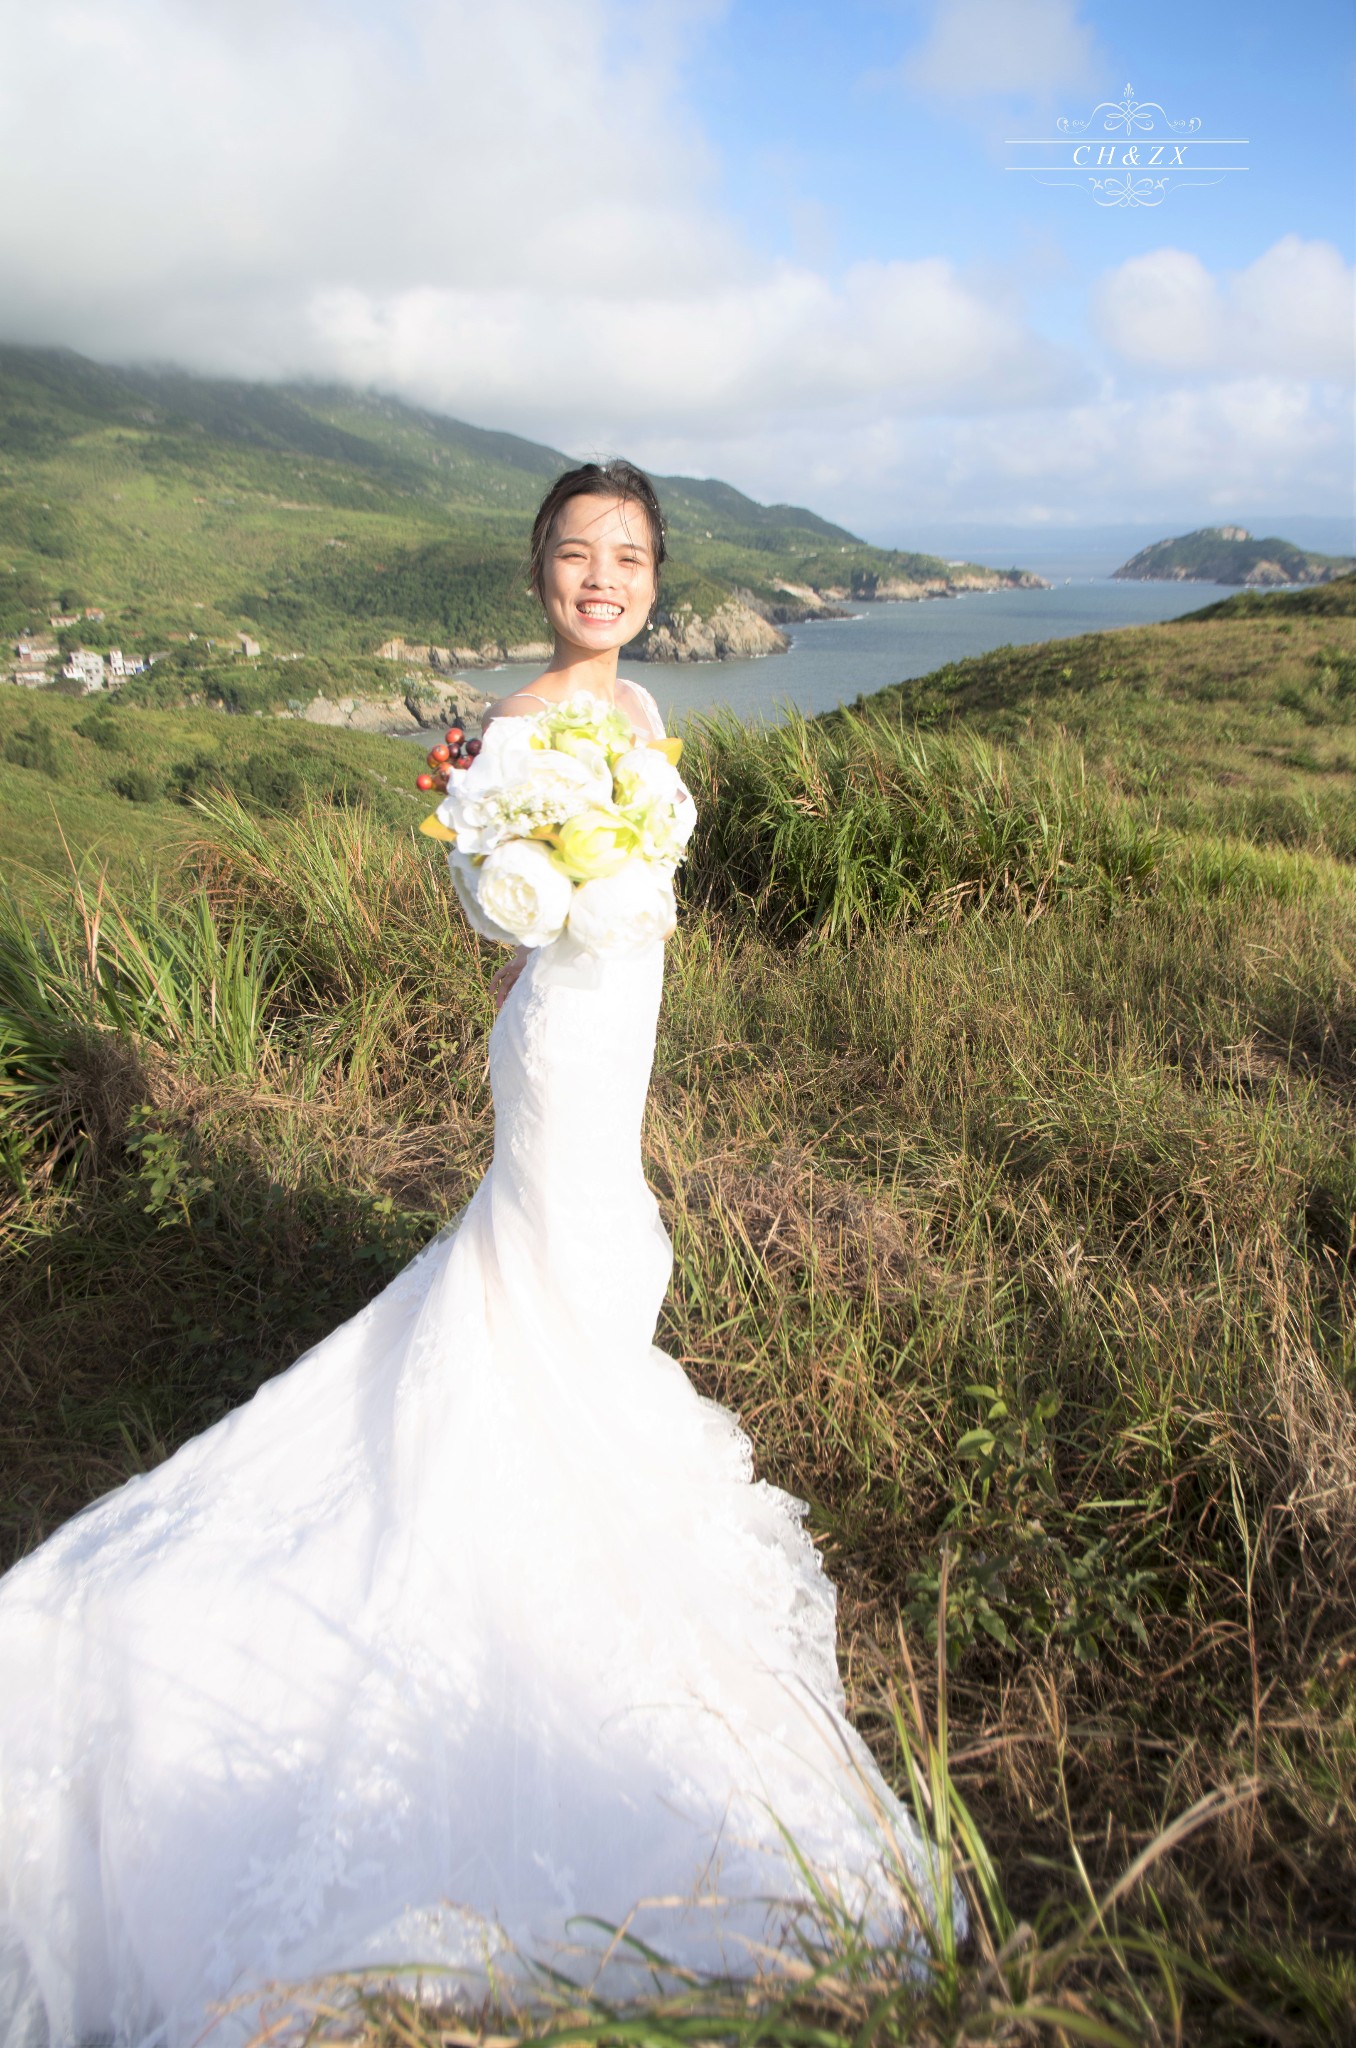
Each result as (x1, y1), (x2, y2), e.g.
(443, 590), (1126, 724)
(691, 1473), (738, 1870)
(526, 457), (667, 668)
(0, 456), (953, 2048)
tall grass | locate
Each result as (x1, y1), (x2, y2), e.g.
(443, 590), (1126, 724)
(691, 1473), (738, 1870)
(2, 696), (1354, 2040)
(683, 710), (1162, 942)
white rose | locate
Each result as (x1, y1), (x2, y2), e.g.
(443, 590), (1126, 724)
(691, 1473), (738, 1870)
(567, 857), (677, 955)
(613, 746), (680, 807)
(441, 741), (605, 855)
(473, 838), (574, 946)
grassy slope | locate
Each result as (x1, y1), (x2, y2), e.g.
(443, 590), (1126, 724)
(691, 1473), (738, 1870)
(0, 687), (433, 899)
(2, 586), (1355, 2041)
(0, 346), (1006, 672)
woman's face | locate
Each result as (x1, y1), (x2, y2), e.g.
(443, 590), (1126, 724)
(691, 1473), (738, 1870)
(536, 493), (657, 651)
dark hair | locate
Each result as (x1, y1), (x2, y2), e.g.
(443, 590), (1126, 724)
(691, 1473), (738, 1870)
(527, 460), (667, 624)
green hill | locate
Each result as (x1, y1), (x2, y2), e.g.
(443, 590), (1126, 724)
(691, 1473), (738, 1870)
(1113, 524), (1353, 587)
(0, 346), (1040, 696)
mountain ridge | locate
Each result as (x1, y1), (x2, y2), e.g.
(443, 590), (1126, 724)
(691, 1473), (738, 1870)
(0, 344), (1045, 690)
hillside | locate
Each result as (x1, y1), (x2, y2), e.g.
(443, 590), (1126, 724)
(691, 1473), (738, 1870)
(3, 593), (1354, 2039)
(0, 346), (1044, 701)
(1113, 524), (1354, 587)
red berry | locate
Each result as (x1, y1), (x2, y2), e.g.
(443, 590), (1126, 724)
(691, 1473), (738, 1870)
(429, 742), (451, 764)
(465, 736), (483, 757)
(445, 726), (464, 745)
(416, 772), (435, 791)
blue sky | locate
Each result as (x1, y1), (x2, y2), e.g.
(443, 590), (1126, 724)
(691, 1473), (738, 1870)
(684, 2), (1354, 283)
(2, 0), (1352, 552)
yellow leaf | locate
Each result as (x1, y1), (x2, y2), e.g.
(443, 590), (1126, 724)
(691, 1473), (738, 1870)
(648, 736), (683, 766)
(418, 813), (456, 843)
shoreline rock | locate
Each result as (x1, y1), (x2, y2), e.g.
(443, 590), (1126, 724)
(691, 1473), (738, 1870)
(277, 677), (493, 735)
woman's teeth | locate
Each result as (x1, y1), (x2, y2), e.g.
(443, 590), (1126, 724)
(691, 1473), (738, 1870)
(578, 603), (623, 618)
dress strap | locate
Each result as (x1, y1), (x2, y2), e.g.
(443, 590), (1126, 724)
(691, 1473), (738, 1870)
(617, 677), (665, 738)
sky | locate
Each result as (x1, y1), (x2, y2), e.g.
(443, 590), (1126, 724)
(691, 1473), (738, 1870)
(2, 0), (1353, 552)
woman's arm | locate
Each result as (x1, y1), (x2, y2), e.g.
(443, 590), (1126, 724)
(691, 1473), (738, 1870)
(490, 946), (529, 1012)
(473, 695), (545, 1009)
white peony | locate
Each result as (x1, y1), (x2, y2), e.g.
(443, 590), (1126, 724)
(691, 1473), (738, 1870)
(470, 839), (574, 947)
(567, 857), (678, 955)
(437, 718), (609, 855)
(613, 746), (680, 807)
(446, 850), (519, 946)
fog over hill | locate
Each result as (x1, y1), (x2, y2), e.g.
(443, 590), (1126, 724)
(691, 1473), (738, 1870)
(0, 346), (1046, 684)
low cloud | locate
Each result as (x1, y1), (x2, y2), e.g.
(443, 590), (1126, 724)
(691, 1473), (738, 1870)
(0, 0), (1348, 533)
(1092, 237), (1355, 384)
(303, 258), (1079, 442)
(633, 374), (1351, 537)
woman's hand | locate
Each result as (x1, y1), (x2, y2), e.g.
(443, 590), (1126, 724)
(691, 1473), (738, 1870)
(490, 945), (529, 1013)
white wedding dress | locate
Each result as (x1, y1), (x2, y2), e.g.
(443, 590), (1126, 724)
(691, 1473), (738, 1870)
(0, 682), (945, 2048)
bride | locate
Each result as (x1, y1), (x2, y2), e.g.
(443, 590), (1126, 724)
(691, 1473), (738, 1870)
(0, 461), (948, 2048)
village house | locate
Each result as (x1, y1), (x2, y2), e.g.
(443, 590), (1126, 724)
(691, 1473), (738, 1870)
(8, 635), (58, 688)
(61, 649), (106, 691)
(238, 632), (261, 658)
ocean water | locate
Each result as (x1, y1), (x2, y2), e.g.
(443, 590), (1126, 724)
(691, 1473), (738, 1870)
(425, 579), (1239, 733)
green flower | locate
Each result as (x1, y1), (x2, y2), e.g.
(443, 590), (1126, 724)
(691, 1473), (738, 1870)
(551, 805), (639, 881)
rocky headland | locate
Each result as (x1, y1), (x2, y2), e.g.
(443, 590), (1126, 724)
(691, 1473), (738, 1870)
(365, 564), (1051, 679)
(1113, 527), (1355, 587)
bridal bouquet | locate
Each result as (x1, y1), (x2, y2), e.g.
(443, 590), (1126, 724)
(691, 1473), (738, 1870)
(419, 695), (696, 955)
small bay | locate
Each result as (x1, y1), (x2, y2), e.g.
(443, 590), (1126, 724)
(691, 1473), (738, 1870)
(425, 579), (1238, 734)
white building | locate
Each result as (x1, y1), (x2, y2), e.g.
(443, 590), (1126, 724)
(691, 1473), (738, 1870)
(238, 632), (261, 658)
(108, 648), (125, 677)
(61, 649), (106, 691)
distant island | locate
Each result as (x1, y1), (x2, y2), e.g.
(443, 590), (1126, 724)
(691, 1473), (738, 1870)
(1112, 526), (1355, 587)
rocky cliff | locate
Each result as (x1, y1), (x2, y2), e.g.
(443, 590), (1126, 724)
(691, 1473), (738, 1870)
(631, 596), (790, 663)
(281, 675), (492, 734)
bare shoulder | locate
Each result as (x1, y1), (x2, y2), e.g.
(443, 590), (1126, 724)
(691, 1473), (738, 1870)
(482, 688), (554, 726)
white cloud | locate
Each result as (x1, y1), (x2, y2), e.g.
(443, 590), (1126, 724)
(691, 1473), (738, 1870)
(0, 0), (1348, 533)
(644, 375), (1351, 538)
(1092, 237), (1356, 384)
(900, 0), (1101, 102)
(302, 257), (1079, 442)
(0, 0), (1076, 431)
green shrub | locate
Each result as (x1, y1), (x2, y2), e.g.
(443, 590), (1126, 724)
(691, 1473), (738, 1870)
(233, 752), (306, 813)
(3, 718), (64, 777)
(73, 710), (128, 752)
(110, 766), (163, 804)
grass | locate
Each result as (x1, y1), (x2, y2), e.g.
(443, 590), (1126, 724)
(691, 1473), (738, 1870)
(2, 591), (1355, 2042)
(0, 683), (437, 892)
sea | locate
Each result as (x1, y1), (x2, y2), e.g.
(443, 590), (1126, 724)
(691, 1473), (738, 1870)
(420, 578), (1241, 734)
